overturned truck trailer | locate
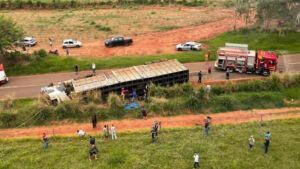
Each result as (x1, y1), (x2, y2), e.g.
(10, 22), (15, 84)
(41, 59), (189, 103)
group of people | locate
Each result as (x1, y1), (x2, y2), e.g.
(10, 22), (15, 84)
(102, 124), (118, 140)
(248, 131), (271, 154)
(73, 62), (96, 75)
(197, 65), (231, 84)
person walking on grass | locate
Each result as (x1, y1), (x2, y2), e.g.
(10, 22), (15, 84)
(92, 63), (96, 75)
(249, 135), (255, 150)
(103, 125), (108, 140)
(74, 64), (79, 75)
(204, 116), (212, 136)
(193, 152), (199, 168)
(198, 71), (202, 83)
(111, 124), (117, 140)
(151, 127), (156, 142)
(42, 132), (48, 149)
(89, 144), (98, 161)
(264, 131), (271, 154)
(92, 113), (97, 129)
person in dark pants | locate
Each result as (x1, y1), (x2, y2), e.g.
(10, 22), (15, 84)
(151, 127), (156, 142)
(264, 131), (271, 153)
(226, 69), (230, 80)
(74, 64), (79, 75)
(66, 47), (69, 56)
(193, 152), (199, 168)
(92, 113), (97, 129)
(208, 65), (212, 74)
(198, 71), (202, 83)
(204, 116), (212, 136)
(42, 132), (48, 149)
(141, 108), (147, 119)
(154, 121), (159, 136)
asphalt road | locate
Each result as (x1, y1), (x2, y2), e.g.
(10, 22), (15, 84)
(0, 54), (297, 99)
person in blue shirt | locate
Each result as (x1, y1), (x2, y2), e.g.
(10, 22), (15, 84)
(132, 91), (137, 102)
(264, 131), (271, 153)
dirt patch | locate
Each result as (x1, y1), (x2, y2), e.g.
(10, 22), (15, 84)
(5, 6), (251, 57)
(0, 107), (299, 138)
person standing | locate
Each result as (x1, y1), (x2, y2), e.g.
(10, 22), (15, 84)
(77, 129), (85, 137)
(66, 47), (69, 56)
(22, 45), (27, 54)
(132, 91), (137, 102)
(48, 37), (53, 50)
(92, 113), (97, 129)
(226, 69), (230, 80)
(103, 125), (108, 140)
(208, 65), (212, 74)
(264, 131), (271, 154)
(90, 136), (95, 145)
(89, 144), (98, 161)
(42, 133), (48, 149)
(154, 121), (159, 136)
(151, 127), (156, 142)
(193, 152), (199, 168)
(92, 63), (96, 75)
(141, 108), (147, 119)
(121, 88), (127, 101)
(204, 116), (211, 136)
(111, 124), (117, 140)
(74, 64), (79, 75)
(198, 71), (202, 83)
(249, 135), (255, 150)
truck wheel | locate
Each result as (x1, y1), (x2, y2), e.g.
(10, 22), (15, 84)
(76, 45), (80, 48)
(51, 99), (58, 106)
(263, 70), (270, 76)
(227, 67), (234, 73)
(108, 44), (113, 48)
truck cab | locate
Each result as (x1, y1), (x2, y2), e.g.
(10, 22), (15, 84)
(0, 64), (8, 84)
(255, 50), (277, 76)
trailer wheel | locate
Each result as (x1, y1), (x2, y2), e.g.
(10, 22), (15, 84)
(51, 99), (58, 106)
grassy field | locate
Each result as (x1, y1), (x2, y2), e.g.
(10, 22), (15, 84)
(4, 30), (300, 76)
(0, 118), (299, 169)
(1, 6), (228, 44)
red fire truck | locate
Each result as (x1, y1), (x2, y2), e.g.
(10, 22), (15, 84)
(0, 64), (9, 84)
(214, 43), (277, 76)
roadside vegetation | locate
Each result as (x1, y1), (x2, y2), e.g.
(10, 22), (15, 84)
(1, 73), (299, 128)
(0, 118), (299, 169)
(4, 29), (300, 76)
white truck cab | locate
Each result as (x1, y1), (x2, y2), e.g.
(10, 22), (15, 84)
(0, 64), (8, 84)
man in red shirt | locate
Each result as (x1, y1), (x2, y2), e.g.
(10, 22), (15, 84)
(121, 88), (127, 100)
(42, 133), (48, 149)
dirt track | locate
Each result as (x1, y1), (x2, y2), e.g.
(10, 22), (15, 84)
(1, 107), (299, 138)
(29, 12), (247, 57)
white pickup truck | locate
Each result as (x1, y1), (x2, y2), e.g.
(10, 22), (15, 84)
(0, 64), (8, 84)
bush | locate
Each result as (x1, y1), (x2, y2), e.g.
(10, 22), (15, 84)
(85, 91), (102, 104)
(184, 95), (202, 110)
(1, 95), (14, 110)
(0, 113), (17, 127)
(33, 49), (47, 58)
(95, 24), (112, 32)
(211, 95), (235, 112)
(211, 85), (226, 95)
(107, 93), (122, 109)
(265, 73), (284, 91)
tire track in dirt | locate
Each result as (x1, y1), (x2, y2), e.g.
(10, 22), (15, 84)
(0, 107), (299, 138)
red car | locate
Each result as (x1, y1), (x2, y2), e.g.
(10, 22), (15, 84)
(0, 64), (8, 84)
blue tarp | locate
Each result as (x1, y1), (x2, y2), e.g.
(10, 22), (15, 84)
(123, 102), (139, 109)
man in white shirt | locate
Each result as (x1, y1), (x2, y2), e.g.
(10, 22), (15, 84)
(92, 63), (96, 75)
(77, 129), (85, 137)
(111, 124), (117, 140)
(193, 152), (199, 168)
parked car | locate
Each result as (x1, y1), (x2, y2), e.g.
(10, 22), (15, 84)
(15, 37), (37, 47)
(62, 39), (82, 48)
(176, 42), (202, 51)
(105, 36), (132, 48)
(0, 64), (8, 84)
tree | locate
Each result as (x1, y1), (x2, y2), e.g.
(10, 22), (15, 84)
(0, 16), (24, 55)
(234, 0), (252, 30)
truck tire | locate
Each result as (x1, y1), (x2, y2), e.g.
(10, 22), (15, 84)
(263, 70), (270, 76)
(76, 45), (80, 48)
(227, 67), (234, 73)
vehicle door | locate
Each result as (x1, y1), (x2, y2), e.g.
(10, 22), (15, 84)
(118, 37), (124, 45)
(182, 44), (191, 51)
(69, 41), (75, 47)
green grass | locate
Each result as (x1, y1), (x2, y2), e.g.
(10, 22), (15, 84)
(4, 30), (300, 76)
(0, 118), (299, 169)
(153, 25), (180, 31)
